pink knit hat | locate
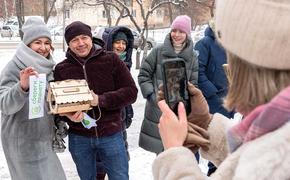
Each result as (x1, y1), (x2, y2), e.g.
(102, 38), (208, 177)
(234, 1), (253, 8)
(171, 15), (191, 35)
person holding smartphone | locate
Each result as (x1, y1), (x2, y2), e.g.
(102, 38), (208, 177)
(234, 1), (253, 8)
(138, 15), (198, 154)
(194, 20), (235, 176)
(153, 0), (290, 179)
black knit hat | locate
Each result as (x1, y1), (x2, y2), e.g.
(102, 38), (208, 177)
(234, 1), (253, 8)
(113, 32), (128, 44)
(64, 21), (92, 44)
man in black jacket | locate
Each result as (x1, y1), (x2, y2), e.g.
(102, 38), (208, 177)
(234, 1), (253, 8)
(54, 21), (137, 180)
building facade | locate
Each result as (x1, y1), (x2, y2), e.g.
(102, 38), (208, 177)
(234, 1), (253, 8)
(54, 0), (169, 29)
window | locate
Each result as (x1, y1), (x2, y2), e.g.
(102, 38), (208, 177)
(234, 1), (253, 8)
(65, 10), (70, 19)
(102, 10), (110, 18)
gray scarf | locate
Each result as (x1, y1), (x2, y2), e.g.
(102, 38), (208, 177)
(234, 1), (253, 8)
(14, 42), (55, 82)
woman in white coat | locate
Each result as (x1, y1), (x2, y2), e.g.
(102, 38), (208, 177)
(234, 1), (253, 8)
(0, 17), (66, 180)
(153, 0), (290, 179)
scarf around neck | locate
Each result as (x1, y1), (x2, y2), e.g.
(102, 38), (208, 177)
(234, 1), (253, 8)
(14, 42), (55, 82)
(227, 85), (290, 152)
(119, 51), (127, 61)
(173, 42), (186, 54)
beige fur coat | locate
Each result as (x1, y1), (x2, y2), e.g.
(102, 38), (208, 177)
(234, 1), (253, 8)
(153, 113), (290, 180)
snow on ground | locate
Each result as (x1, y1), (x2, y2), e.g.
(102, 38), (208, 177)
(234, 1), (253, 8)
(0, 49), (157, 180)
(0, 45), (208, 179)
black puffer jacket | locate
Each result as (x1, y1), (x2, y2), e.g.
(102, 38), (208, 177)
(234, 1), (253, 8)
(102, 26), (134, 70)
(101, 26), (135, 129)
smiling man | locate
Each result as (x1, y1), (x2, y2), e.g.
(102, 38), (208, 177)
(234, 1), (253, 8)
(53, 21), (138, 180)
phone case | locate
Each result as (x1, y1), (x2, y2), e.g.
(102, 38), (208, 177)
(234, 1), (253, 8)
(161, 58), (191, 115)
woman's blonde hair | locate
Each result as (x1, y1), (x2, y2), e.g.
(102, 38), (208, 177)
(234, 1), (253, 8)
(224, 52), (290, 114)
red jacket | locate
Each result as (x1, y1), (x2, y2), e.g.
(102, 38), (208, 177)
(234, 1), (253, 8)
(54, 46), (138, 137)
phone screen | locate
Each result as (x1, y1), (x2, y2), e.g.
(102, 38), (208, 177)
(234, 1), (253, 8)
(162, 59), (191, 115)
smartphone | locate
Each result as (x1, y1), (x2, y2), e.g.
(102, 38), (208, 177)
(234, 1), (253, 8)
(161, 58), (191, 115)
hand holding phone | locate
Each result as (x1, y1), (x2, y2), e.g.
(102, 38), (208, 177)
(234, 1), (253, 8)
(161, 58), (191, 115)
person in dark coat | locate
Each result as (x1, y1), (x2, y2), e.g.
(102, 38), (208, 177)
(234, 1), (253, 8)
(95, 26), (135, 180)
(194, 22), (234, 176)
(102, 26), (134, 131)
(138, 15), (199, 154)
(54, 21), (138, 180)
(153, 0), (290, 179)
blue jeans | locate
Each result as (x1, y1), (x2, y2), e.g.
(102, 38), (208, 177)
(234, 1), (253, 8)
(69, 132), (129, 180)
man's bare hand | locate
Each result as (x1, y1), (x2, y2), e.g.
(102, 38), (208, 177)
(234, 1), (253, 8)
(90, 90), (99, 106)
(59, 111), (84, 122)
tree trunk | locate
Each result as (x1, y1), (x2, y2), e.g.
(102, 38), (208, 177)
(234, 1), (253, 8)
(15, 0), (24, 39)
(136, 32), (146, 69)
(115, 8), (125, 26)
(103, 2), (112, 27)
(135, 49), (141, 69)
(141, 46), (148, 67)
(4, 0), (8, 19)
(141, 25), (149, 66)
(168, 3), (173, 24)
(43, 0), (48, 23)
(43, 0), (57, 24)
(210, 1), (215, 17)
(11, 0), (16, 16)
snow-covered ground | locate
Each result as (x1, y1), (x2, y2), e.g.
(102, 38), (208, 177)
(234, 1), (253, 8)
(0, 48), (158, 180)
(0, 39), (209, 179)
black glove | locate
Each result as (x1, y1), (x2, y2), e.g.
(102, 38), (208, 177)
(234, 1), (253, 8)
(52, 120), (68, 153)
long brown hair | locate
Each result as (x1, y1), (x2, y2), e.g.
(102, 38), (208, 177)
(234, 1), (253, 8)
(224, 52), (290, 115)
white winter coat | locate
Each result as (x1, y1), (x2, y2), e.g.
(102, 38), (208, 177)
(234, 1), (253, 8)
(153, 113), (290, 180)
(0, 42), (66, 180)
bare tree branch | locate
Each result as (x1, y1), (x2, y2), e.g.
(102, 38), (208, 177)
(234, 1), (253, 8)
(195, 0), (215, 17)
(47, 0), (57, 19)
(44, 0), (57, 23)
(82, 0), (103, 6)
(79, 0), (189, 69)
(150, 1), (176, 13)
(113, 0), (140, 31)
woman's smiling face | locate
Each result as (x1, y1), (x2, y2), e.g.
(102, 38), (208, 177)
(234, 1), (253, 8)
(170, 29), (187, 45)
(28, 37), (52, 58)
(113, 40), (127, 55)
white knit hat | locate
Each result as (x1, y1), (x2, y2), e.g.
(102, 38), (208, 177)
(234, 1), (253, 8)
(22, 17), (51, 45)
(215, 0), (290, 70)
